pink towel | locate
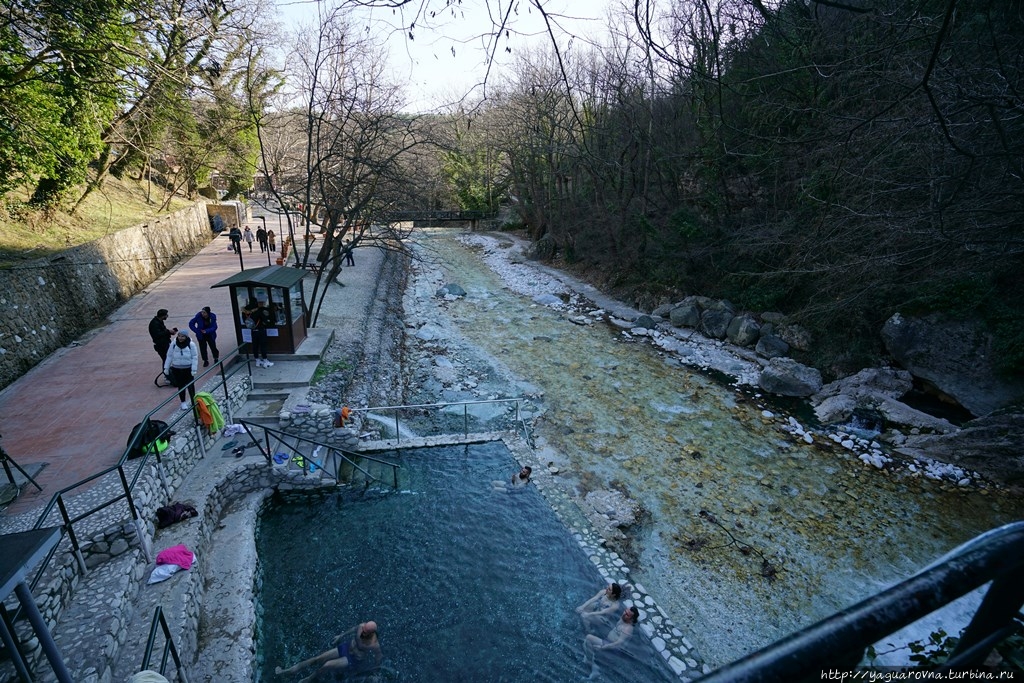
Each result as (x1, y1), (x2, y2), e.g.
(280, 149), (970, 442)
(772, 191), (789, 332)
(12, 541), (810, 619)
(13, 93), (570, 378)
(155, 544), (195, 570)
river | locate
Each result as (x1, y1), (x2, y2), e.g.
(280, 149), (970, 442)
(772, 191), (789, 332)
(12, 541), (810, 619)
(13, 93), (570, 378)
(400, 229), (1024, 667)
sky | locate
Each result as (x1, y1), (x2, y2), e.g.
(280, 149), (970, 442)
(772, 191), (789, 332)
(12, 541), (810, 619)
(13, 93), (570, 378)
(273, 0), (622, 112)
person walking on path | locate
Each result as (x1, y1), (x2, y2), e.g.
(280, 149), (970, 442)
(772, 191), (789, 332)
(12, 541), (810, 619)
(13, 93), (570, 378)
(242, 299), (274, 367)
(243, 226), (255, 252)
(187, 307), (220, 367)
(268, 230), (276, 252)
(164, 331), (199, 410)
(344, 240), (355, 266)
(256, 225), (268, 252)
(228, 226), (242, 253)
(148, 309), (177, 364)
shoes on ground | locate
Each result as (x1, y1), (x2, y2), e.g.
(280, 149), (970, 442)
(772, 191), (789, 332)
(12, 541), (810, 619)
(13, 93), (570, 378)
(180, 401), (190, 410)
(203, 360), (209, 367)
(255, 359), (264, 368)
(214, 357), (220, 364)
(263, 359), (274, 367)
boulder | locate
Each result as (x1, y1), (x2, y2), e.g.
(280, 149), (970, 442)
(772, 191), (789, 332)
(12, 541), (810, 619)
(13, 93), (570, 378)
(881, 313), (1024, 417)
(758, 358), (823, 397)
(726, 315), (761, 347)
(894, 412), (1024, 485)
(700, 308), (733, 339)
(669, 303), (701, 328)
(652, 304), (674, 318)
(435, 283), (466, 298)
(811, 367), (957, 433)
(632, 314), (659, 330)
(525, 234), (557, 260)
(755, 334), (790, 359)
(775, 322), (812, 351)
(532, 293), (564, 307)
(814, 367), (913, 401)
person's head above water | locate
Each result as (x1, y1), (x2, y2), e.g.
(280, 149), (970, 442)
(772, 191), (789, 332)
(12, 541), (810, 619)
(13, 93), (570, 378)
(606, 583), (622, 599)
(519, 466), (532, 480)
(623, 606), (640, 624)
(359, 621), (377, 639)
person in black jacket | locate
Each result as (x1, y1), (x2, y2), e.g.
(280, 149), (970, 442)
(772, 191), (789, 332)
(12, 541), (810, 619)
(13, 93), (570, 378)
(242, 299), (274, 367)
(148, 309), (177, 363)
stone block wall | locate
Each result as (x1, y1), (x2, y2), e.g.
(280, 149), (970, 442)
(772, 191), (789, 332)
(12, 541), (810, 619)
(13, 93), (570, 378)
(0, 202), (214, 391)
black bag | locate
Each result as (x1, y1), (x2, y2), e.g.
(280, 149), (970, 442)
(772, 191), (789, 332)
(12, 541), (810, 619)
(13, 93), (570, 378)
(126, 419), (173, 460)
(156, 502), (197, 528)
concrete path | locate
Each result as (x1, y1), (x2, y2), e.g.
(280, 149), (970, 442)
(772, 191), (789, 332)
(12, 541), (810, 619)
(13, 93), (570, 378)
(0, 233), (257, 517)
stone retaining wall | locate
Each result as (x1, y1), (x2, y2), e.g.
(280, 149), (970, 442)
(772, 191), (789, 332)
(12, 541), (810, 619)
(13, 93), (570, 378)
(0, 202), (213, 391)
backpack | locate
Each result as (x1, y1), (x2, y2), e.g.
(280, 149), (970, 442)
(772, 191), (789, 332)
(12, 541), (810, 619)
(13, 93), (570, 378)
(126, 419), (173, 460)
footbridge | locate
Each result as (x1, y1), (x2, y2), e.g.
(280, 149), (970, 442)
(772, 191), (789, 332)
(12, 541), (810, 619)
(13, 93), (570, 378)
(380, 209), (495, 227)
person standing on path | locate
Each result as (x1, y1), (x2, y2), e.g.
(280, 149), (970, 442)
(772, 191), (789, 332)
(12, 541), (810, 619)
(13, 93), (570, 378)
(242, 299), (274, 367)
(164, 331), (199, 410)
(268, 230), (276, 252)
(344, 240), (355, 266)
(243, 226), (255, 252)
(256, 225), (268, 252)
(148, 309), (177, 364)
(187, 306), (220, 367)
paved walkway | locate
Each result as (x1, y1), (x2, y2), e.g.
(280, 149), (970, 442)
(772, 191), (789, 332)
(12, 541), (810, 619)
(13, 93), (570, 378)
(0, 233), (266, 517)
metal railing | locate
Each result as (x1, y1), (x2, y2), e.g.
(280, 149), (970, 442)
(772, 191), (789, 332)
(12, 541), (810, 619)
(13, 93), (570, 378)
(140, 606), (190, 683)
(12, 349), (254, 622)
(238, 421), (400, 489)
(697, 521), (1024, 681)
(350, 397), (534, 447)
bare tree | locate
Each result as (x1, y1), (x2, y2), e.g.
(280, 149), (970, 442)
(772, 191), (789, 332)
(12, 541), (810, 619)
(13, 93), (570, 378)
(250, 6), (425, 326)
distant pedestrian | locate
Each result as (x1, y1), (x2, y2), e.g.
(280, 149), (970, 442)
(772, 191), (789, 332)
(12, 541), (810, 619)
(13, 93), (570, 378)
(344, 240), (355, 266)
(164, 331), (199, 410)
(243, 226), (255, 252)
(256, 226), (268, 252)
(228, 226), (242, 253)
(268, 230), (276, 252)
(187, 307), (220, 367)
(148, 309), (177, 364)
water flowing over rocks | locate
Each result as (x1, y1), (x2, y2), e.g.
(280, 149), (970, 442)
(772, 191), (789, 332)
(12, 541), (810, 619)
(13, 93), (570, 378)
(376, 229), (1024, 668)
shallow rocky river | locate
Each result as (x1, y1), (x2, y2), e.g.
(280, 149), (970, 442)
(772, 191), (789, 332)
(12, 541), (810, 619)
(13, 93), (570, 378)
(396, 229), (1024, 667)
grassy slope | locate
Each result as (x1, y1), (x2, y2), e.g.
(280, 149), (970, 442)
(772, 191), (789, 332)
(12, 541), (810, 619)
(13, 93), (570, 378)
(0, 176), (193, 264)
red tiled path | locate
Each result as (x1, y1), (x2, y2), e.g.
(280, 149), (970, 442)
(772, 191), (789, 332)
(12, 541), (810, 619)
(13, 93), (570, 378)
(0, 234), (269, 516)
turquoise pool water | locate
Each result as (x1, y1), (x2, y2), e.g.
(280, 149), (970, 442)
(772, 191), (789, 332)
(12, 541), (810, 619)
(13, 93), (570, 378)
(255, 442), (677, 682)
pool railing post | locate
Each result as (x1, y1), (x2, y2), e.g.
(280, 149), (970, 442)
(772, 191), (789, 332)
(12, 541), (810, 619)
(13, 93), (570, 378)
(395, 411), (400, 444)
(464, 404), (468, 436)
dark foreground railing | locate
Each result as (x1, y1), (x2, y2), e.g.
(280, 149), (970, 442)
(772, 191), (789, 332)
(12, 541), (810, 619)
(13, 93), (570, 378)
(140, 606), (190, 683)
(698, 521), (1024, 682)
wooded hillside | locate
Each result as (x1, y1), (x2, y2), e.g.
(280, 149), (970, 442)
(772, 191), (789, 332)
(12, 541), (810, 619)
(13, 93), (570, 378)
(438, 0), (1024, 378)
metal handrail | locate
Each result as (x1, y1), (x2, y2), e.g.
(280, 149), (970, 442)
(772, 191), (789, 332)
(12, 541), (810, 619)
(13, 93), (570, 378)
(240, 421), (400, 488)
(140, 605), (190, 683)
(15, 349), (253, 616)
(697, 521), (1024, 681)
(349, 397), (534, 446)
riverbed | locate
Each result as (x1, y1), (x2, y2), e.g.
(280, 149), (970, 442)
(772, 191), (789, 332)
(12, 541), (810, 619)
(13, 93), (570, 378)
(397, 229), (1024, 667)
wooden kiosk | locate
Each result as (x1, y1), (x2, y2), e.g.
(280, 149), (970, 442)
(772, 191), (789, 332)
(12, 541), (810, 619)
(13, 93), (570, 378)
(211, 265), (308, 354)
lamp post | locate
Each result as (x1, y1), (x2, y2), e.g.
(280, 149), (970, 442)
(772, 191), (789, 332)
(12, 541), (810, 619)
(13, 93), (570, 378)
(255, 215), (270, 266)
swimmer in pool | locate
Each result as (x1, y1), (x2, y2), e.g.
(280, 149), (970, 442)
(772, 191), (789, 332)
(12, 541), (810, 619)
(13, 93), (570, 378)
(583, 606), (639, 677)
(275, 620), (381, 682)
(576, 583), (623, 628)
(493, 465), (532, 492)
